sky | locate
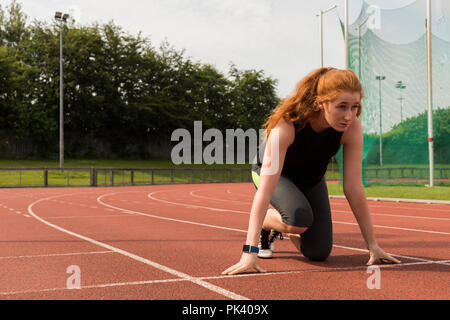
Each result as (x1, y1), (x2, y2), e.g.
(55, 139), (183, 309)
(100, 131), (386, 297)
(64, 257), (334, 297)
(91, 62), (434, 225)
(1, 0), (417, 98)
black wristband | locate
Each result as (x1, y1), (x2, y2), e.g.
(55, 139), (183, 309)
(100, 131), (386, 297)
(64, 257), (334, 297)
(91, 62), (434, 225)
(242, 245), (259, 254)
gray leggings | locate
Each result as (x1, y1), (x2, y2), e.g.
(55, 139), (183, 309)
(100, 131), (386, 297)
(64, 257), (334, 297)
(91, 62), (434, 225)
(252, 170), (332, 261)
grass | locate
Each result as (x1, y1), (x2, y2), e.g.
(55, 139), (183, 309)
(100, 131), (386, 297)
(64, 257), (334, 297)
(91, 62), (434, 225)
(0, 159), (252, 169)
(364, 163), (450, 169)
(0, 158), (448, 201)
(326, 183), (449, 201)
(0, 165), (253, 188)
(0, 169), (90, 187)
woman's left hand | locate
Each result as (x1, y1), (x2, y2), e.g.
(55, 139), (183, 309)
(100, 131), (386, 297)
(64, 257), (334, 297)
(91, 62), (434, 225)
(367, 244), (401, 265)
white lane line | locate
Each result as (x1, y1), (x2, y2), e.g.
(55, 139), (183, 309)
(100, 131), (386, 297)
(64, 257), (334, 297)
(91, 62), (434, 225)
(237, 187), (450, 209)
(0, 251), (114, 260)
(42, 214), (134, 219)
(333, 220), (450, 235)
(98, 193), (246, 234)
(148, 190), (249, 214)
(190, 190), (249, 204)
(329, 195), (450, 205)
(332, 201), (450, 213)
(333, 245), (450, 265)
(98, 192), (446, 264)
(27, 193), (248, 300)
(0, 278), (187, 296)
(332, 209), (450, 221)
(148, 190), (450, 235)
(0, 192), (55, 201)
(2, 259), (449, 297)
(195, 189), (450, 221)
(201, 259), (450, 281)
(226, 189), (253, 199)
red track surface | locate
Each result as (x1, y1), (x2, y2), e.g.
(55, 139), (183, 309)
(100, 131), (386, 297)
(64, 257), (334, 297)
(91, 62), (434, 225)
(0, 183), (448, 300)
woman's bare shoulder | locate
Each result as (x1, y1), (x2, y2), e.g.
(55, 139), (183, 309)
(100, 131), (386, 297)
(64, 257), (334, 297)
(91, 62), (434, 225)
(341, 117), (363, 145)
(272, 118), (295, 147)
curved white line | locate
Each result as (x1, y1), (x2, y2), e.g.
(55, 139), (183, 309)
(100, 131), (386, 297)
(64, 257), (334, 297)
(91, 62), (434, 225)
(0, 278), (188, 296)
(194, 191), (450, 221)
(97, 192), (247, 234)
(329, 195), (450, 205)
(96, 191), (447, 263)
(0, 251), (113, 260)
(22, 188), (448, 283)
(332, 209), (450, 221)
(146, 190), (449, 235)
(3, 258), (449, 297)
(334, 220), (450, 235)
(147, 190), (249, 214)
(27, 192), (248, 300)
(332, 201), (450, 213)
(190, 190), (251, 205)
(226, 189), (254, 199)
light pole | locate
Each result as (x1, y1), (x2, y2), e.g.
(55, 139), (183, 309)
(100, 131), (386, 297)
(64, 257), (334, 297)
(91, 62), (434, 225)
(376, 75), (386, 167)
(344, 0), (348, 68)
(426, 0), (434, 187)
(356, 16), (369, 79)
(396, 81), (406, 122)
(55, 12), (69, 169)
(316, 5), (337, 67)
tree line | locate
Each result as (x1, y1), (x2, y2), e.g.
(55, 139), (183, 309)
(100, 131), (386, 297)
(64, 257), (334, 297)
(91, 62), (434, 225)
(364, 108), (449, 165)
(0, 1), (279, 159)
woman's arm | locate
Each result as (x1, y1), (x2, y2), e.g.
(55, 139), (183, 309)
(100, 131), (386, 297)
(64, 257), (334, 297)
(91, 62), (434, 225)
(244, 120), (294, 246)
(222, 119), (294, 275)
(342, 119), (400, 265)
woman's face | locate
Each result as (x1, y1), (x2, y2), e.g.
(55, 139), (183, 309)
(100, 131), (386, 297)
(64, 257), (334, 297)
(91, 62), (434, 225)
(320, 91), (361, 132)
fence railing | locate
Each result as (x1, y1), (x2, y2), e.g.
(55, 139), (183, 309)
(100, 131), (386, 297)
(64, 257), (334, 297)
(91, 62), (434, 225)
(95, 168), (254, 186)
(0, 167), (255, 188)
(0, 166), (447, 188)
(363, 167), (449, 183)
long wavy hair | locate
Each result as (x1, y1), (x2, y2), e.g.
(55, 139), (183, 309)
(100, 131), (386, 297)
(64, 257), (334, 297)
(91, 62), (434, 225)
(263, 67), (364, 139)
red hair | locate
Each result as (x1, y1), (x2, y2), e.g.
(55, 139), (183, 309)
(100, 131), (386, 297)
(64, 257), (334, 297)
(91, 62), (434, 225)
(263, 67), (364, 138)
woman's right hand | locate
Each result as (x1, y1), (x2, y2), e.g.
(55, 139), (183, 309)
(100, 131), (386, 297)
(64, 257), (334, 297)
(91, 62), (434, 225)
(221, 253), (266, 275)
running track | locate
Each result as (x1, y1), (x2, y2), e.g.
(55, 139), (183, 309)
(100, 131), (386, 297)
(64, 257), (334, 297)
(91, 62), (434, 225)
(0, 183), (449, 300)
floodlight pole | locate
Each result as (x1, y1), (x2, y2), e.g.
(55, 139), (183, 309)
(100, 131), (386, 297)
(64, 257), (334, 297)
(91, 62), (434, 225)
(426, 0), (434, 187)
(376, 75), (386, 167)
(396, 81), (406, 122)
(345, 0), (349, 68)
(398, 95), (404, 122)
(356, 16), (369, 79)
(55, 12), (68, 169)
(317, 5), (337, 67)
(59, 23), (64, 169)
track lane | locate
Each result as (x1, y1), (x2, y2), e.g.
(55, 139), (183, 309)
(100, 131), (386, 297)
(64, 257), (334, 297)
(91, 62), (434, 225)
(25, 190), (249, 300)
(174, 184), (450, 233)
(0, 184), (448, 299)
(96, 185), (449, 266)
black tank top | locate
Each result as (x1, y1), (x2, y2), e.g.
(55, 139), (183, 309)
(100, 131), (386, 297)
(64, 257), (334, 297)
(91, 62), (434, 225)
(253, 122), (343, 188)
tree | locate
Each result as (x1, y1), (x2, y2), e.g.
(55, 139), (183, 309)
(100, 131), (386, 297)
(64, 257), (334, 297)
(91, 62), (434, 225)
(228, 65), (279, 130)
(1, 0), (28, 47)
(0, 1), (281, 160)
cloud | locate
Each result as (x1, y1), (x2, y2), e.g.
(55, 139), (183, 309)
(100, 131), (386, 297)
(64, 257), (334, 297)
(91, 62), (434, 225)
(5, 0), (349, 97)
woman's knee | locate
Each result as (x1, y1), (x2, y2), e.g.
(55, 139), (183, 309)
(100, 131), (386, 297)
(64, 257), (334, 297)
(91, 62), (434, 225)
(285, 225), (307, 235)
(287, 206), (314, 231)
(301, 242), (332, 261)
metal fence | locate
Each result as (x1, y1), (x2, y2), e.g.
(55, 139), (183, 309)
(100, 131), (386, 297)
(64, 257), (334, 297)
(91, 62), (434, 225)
(0, 166), (446, 188)
(95, 168), (254, 187)
(0, 167), (255, 188)
(363, 167), (449, 184)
